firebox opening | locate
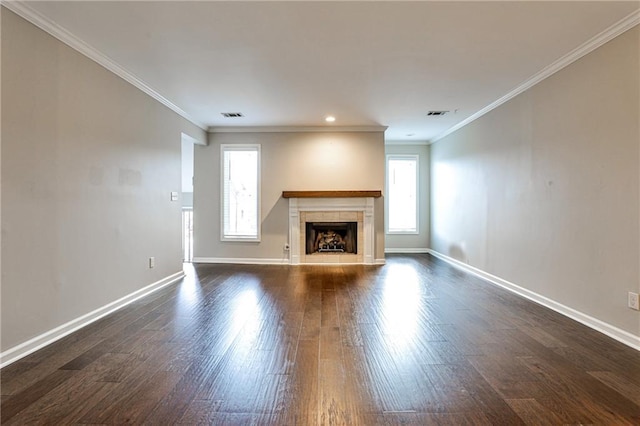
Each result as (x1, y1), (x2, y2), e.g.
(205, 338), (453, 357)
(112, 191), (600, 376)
(305, 222), (357, 255)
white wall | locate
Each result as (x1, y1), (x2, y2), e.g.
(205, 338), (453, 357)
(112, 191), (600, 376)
(1, 9), (206, 353)
(384, 143), (430, 252)
(430, 27), (639, 338)
(194, 131), (386, 262)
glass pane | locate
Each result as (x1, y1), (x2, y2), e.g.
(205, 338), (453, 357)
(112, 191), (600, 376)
(388, 158), (417, 232)
(224, 149), (258, 238)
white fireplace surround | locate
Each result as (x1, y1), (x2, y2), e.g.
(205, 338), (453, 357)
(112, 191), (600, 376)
(288, 197), (375, 265)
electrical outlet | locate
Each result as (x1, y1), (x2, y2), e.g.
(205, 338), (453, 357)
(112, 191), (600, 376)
(149, 257), (155, 269)
(284, 243), (290, 251)
(628, 292), (639, 311)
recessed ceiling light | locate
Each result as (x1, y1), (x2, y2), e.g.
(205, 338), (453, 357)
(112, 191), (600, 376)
(325, 116), (336, 122)
(427, 111), (449, 116)
(221, 112), (244, 118)
(406, 133), (415, 137)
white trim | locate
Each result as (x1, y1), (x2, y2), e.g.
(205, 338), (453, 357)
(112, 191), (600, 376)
(220, 237), (262, 243)
(0, 271), (185, 368)
(193, 257), (289, 265)
(430, 9), (640, 144)
(192, 257), (384, 266)
(385, 140), (430, 146)
(386, 154), (419, 234)
(386, 231), (420, 235)
(385, 248), (430, 254)
(288, 197), (376, 265)
(295, 262), (369, 266)
(2, 1), (207, 131)
(181, 132), (207, 147)
(220, 144), (261, 242)
(428, 249), (640, 351)
(208, 126), (387, 134)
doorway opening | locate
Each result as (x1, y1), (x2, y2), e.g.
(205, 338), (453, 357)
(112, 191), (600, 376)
(182, 208), (193, 262)
(182, 133), (195, 262)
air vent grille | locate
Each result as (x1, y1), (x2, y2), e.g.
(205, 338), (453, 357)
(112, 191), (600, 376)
(427, 111), (449, 116)
(221, 112), (244, 118)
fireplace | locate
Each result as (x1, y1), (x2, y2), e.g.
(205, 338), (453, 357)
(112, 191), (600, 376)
(285, 192), (378, 265)
(305, 222), (357, 255)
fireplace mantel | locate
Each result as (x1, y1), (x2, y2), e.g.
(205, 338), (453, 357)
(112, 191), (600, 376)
(282, 190), (381, 199)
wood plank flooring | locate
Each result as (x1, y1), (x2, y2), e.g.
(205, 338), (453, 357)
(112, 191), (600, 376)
(2, 254), (639, 424)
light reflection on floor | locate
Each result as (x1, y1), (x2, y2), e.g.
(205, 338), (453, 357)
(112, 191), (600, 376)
(175, 263), (204, 321)
(381, 263), (423, 357)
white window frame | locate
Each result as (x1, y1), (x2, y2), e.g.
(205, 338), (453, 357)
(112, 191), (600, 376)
(220, 144), (261, 242)
(386, 154), (419, 235)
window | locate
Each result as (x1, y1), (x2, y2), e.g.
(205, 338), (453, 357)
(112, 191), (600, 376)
(387, 155), (418, 234)
(221, 144), (260, 241)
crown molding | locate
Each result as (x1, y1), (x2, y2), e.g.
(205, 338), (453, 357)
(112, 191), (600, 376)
(2, 1), (207, 131)
(385, 139), (430, 146)
(430, 8), (640, 144)
(208, 125), (388, 134)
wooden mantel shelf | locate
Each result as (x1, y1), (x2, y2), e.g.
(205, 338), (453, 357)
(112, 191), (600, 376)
(282, 190), (382, 198)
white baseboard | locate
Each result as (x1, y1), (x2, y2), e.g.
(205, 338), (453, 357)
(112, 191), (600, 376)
(0, 271), (185, 368)
(427, 249), (640, 351)
(193, 257), (386, 266)
(385, 248), (430, 254)
(193, 257), (290, 265)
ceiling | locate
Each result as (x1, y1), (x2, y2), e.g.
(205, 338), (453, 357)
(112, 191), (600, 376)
(14, 1), (640, 141)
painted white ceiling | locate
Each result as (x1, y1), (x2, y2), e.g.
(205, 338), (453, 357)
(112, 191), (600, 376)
(20, 1), (640, 141)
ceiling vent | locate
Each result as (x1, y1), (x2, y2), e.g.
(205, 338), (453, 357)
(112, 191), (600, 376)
(427, 111), (449, 116)
(221, 112), (244, 118)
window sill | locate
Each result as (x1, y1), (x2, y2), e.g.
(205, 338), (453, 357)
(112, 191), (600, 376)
(386, 231), (419, 235)
(221, 237), (261, 243)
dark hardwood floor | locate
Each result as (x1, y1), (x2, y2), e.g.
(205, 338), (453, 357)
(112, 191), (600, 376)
(2, 254), (639, 425)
